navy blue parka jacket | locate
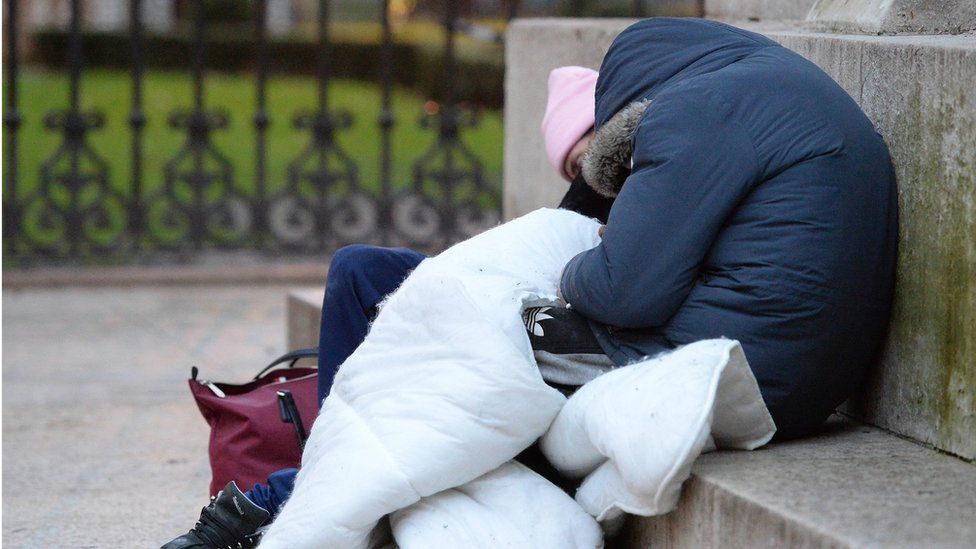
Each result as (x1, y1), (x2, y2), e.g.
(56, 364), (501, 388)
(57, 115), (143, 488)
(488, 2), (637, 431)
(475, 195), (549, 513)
(559, 19), (898, 439)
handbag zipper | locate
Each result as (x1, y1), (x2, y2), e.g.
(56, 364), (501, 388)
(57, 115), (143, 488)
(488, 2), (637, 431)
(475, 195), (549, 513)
(202, 380), (226, 398)
(200, 372), (316, 398)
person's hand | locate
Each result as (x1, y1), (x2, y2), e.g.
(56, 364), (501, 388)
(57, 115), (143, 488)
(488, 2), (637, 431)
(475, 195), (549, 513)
(598, 224), (606, 238)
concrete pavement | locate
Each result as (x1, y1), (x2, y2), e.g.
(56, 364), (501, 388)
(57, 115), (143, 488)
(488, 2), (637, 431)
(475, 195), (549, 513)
(2, 284), (318, 548)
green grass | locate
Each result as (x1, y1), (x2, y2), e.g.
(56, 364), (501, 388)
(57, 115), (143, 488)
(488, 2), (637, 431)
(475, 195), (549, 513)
(8, 67), (503, 202)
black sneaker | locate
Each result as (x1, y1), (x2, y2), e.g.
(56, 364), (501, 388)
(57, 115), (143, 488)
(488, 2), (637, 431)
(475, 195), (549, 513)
(161, 481), (270, 549)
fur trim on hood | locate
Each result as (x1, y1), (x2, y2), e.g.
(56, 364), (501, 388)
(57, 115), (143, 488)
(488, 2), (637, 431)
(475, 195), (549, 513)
(580, 99), (651, 198)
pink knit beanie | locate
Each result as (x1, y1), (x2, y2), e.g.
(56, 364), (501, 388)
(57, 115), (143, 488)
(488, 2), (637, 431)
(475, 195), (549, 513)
(541, 66), (599, 181)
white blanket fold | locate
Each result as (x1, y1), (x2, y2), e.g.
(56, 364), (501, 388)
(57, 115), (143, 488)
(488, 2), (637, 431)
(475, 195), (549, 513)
(260, 209), (598, 548)
(390, 461), (603, 548)
(259, 209), (775, 548)
(540, 339), (776, 526)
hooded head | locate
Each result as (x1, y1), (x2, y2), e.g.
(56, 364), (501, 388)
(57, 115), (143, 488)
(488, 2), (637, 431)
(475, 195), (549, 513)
(541, 66), (599, 181)
(593, 18), (773, 126)
(581, 18), (776, 197)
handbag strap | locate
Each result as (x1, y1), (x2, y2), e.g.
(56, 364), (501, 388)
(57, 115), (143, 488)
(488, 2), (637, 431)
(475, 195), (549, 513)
(253, 348), (319, 380)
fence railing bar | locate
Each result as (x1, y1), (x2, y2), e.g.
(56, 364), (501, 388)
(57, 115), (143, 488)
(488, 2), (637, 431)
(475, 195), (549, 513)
(632, 0), (645, 17)
(191, 0), (207, 248)
(505, 0), (520, 20)
(130, 0), (146, 247)
(67, 0), (83, 255)
(441, 1), (458, 113)
(4, 0), (22, 253)
(378, 0), (394, 245)
(316, 0), (331, 114)
(192, 1), (206, 113)
(68, 0), (82, 111)
(315, 0), (332, 240)
(254, 0), (270, 241)
(440, 0), (459, 238)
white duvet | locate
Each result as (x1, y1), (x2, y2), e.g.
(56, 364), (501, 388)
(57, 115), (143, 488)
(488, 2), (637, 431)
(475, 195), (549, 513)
(259, 209), (775, 549)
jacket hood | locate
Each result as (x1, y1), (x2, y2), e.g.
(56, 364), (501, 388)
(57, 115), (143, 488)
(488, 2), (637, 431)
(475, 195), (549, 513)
(593, 18), (776, 127)
(579, 19), (776, 196)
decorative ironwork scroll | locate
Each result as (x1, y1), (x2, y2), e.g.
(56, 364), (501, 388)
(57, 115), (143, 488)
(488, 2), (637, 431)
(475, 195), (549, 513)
(391, 0), (500, 249)
(21, 0), (127, 256)
(3, 0), (509, 264)
(146, 0), (250, 249)
(269, 0), (370, 251)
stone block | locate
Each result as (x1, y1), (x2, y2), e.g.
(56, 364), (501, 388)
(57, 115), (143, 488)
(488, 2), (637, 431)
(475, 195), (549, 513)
(763, 31), (976, 460)
(705, 0), (817, 22)
(807, 0), (976, 34)
(503, 18), (636, 221)
(286, 289), (324, 351)
(505, 19), (975, 459)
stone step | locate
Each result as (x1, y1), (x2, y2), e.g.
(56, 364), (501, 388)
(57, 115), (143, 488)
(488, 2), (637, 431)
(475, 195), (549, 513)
(285, 289), (976, 547)
(617, 417), (976, 548)
(286, 288), (325, 351)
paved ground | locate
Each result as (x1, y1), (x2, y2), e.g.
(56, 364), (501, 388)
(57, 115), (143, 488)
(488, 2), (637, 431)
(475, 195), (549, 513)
(2, 284), (319, 548)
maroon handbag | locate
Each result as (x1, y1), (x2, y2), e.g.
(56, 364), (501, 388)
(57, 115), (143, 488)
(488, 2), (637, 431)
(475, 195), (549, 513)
(189, 349), (320, 496)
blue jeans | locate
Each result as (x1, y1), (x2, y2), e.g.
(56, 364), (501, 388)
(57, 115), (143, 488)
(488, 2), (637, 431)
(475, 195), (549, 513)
(244, 245), (426, 517)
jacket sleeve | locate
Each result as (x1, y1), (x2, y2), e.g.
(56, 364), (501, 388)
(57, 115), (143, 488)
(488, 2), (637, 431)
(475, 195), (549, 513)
(560, 90), (761, 329)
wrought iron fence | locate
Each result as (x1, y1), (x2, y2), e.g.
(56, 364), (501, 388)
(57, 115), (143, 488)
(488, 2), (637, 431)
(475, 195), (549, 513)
(3, 0), (504, 263)
(3, 1), (687, 264)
